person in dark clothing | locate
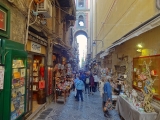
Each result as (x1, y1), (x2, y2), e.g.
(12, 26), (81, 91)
(79, 71), (86, 83)
(85, 74), (90, 95)
(89, 74), (95, 95)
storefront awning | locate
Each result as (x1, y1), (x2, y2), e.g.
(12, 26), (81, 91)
(100, 51), (109, 58)
(100, 13), (160, 58)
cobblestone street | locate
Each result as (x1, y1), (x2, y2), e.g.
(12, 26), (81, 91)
(35, 91), (106, 120)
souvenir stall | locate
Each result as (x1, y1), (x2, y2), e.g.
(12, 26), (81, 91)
(115, 55), (160, 120)
(54, 61), (73, 103)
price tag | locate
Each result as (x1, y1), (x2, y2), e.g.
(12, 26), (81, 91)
(0, 65), (5, 89)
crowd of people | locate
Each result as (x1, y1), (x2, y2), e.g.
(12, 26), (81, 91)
(72, 69), (122, 119)
(72, 71), (101, 101)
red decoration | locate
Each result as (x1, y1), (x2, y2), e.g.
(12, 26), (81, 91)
(0, 9), (6, 31)
(40, 66), (45, 78)
(151, 70), (157, 75)
(39, 80), (45, 89)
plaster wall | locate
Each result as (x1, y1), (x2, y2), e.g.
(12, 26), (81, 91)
(103, 25), (160, 87)
(94, 0), (160, 55)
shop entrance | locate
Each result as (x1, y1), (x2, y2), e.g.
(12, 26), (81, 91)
(26, 54), (46, 117)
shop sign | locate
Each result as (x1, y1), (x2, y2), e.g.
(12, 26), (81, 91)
(0, 4), (10, 38)
(0, 65), (5, 89)
(0, 9), (6, 31)
(31, 41), (41, 53)
(28, 32), (47, 46)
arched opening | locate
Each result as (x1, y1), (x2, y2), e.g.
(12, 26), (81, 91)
(74, 30), (88, 70)
(77, 35), (87, 69)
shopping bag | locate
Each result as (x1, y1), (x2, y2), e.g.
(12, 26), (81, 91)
(103, 99), (113, 112)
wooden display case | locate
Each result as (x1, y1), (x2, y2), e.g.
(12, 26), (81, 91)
(133, 55), (160, 100)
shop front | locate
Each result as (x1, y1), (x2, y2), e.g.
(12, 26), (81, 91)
(25, 31), (47, 117)
(52, 45), (73, 103)
(99, 17), (160, 119)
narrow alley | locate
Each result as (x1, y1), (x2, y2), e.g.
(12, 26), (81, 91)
(35, 91), (106, 120)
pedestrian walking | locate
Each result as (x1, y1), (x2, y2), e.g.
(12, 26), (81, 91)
(85, 73), (90, 95)
(93, 73), (99, 92)
(74, 73), (79, 100)
(103, 75), (112, 117)
(89, 73), (95, 95)
(103, 75), (112, 107)
(75, 74), (85, 101)
(99, 77), (105, 97)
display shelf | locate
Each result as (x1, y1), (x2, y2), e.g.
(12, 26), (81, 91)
(12, 67), (25, 69)
(33, 90), (38, 92)
(151, 75), (158, 77)
(11, 59), (26, 120)
(12, 85), (25, 89)
(133, 55), (160, 101)
(153, 95), (160, 100)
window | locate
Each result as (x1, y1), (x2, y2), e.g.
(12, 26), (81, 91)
(78, 0), (84, 7)
(79, 21), (84, 26)
(78, 15), (84, 27)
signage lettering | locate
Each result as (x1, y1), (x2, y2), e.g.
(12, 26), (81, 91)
(31, 42), (41, 53)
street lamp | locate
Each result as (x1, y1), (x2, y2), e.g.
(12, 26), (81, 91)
(92, 40), (104, 47)
(92, 40), (104, 60)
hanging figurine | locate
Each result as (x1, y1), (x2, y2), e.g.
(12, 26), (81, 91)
(40, 63), (45, 79)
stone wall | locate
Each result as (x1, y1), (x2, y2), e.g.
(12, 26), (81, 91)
(1, 0), (27, 43)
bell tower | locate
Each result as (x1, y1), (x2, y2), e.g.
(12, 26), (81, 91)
(73, 0), (92, 70)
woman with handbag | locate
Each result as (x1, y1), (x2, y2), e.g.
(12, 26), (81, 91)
(103, 76), (112, 117)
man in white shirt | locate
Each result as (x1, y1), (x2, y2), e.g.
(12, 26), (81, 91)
(93, 73), (100, 92)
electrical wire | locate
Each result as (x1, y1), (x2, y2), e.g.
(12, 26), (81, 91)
(95, 0), (117, 39)
(96, 0), (138, 47)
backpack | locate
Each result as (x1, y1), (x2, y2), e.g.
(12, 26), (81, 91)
(85, 78), (89, 84)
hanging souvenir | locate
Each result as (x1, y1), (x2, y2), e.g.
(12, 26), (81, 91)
(58, 64), (61, 69)
(136, 69), (140, 75)
(34, 0), (44, 4)
(13, 72), (21, 79)
(151, 70), (157, 76)
(138, 73), (147, 80)
(61, 65), (64, 70)
(40, 64), (45, 78)
(39, 80), (45, 89)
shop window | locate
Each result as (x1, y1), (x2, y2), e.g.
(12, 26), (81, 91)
(78, 0), (84, 7)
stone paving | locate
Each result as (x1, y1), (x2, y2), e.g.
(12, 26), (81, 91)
(35, 91), (107, 120)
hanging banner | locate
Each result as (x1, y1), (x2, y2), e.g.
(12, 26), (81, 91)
(0, 65), (5, 89)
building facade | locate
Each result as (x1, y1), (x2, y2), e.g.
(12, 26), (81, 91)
(0, 0), (76, 119)
(92, 0), (160, 105)
(73, 0), (93, 70)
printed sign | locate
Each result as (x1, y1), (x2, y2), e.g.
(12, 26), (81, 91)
(0, 9), (6, 31)
(31, 41), (41, 53)
(0, 65), (5, 89)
